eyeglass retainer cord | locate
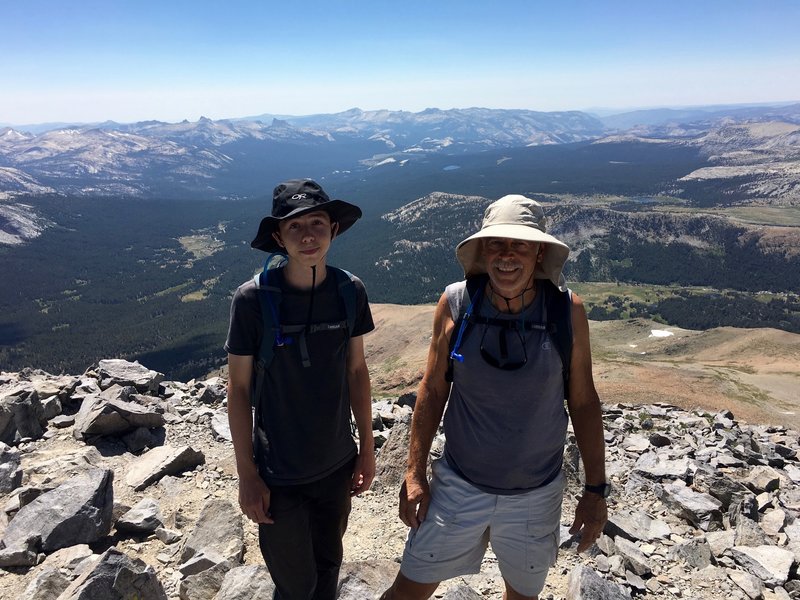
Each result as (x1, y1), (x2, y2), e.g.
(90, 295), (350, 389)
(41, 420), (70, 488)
(449, 276), (537, 365)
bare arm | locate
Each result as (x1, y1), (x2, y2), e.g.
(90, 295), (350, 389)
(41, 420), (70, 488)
(227, 353), (273, 524)
(400, 292), (454, 528)
(565, 293), (607, 551)
(347, 335), (376, 495)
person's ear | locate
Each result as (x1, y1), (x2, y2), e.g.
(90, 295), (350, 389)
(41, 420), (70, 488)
(330, 222), (340, 241)
(537, 244), (545, 263)
(271, 231), (285, 248)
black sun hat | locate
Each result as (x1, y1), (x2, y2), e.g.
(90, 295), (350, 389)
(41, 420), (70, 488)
(250, 179), (362, 252)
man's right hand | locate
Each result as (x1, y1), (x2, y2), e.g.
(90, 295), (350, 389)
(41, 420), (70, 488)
(238, 469), (274, 524)
(399, 472), (430, 529)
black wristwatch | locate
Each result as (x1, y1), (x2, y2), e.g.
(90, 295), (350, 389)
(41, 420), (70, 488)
(584, 482), (612, 498)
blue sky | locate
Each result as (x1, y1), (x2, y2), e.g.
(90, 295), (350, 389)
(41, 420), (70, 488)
(2, 0), (799, 124)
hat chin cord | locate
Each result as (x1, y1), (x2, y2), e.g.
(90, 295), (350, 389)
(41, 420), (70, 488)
(488, 273), (536, 314)
(305, 265), (318, 327)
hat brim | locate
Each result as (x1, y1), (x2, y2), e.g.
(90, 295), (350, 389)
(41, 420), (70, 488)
(250, 199), (362, 252)
(455, 224), (570, 290)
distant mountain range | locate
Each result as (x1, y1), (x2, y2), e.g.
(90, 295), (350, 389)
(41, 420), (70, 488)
(596, 102), (800, 129)
(0, 108), (606, 201)
(2, 103), (799, 206)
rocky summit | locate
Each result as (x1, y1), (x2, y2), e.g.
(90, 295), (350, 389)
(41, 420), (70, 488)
(1, 358), (800, 599)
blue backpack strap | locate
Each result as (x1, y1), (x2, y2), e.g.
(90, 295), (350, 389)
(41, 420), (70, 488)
(251, 254), (289, 407)
(444, 275), (572, 393)
(252, 263), (357, 404)
(445, 275), (486, 383)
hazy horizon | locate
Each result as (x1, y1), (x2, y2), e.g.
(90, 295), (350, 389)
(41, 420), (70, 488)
(2, 99), (799, 131)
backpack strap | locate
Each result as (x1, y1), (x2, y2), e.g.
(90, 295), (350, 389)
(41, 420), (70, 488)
(251, 264), (358, 405)
(541, 280), (573, 398)
(251, 265), (288, 407)
(280, 267), (357, 369)
(445, 275), (487, 383)
(444, 276), (574, 397)
(331, 267), (358, 337)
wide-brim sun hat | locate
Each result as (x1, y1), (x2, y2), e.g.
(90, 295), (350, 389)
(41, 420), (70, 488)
(251, 179), (362, 253)
(456, 194), (570, 290)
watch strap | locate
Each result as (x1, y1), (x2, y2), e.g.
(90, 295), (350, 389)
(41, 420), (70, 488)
(584, 482), (611, 497)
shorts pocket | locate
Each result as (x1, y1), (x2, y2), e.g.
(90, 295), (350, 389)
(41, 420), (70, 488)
(407, 504), (459, 563)
(524, 519), (559, 571)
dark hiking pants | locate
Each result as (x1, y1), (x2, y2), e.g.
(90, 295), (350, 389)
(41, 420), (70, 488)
(258, 458), (355, 600)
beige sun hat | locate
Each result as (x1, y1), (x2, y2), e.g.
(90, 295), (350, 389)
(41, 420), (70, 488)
(455, 194), (570, 290)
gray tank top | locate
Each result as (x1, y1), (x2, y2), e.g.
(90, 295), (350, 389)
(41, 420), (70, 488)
(443, 280), (569, 494)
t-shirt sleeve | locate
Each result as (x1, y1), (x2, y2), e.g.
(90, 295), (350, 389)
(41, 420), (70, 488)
(224, 282), (262, 356)
(351, 276), (375, 338)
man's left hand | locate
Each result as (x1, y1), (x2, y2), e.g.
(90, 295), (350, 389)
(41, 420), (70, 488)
(351, 450), (376, 496)
(569, 493), (608, 552)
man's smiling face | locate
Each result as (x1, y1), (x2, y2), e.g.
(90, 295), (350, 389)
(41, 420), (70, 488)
(481, 237), (543, 298)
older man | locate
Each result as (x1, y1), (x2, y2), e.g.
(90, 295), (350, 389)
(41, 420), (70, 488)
(381, 195), (608, 600)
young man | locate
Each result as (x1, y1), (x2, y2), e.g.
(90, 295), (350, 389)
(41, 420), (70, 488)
(381, 195), (608, 600)
(225, 179), (375, 599)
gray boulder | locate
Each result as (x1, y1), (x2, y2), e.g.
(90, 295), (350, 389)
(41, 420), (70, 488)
(0, 385), (47, 443)
(657, 482), (723, 530)
(45, 544), (94, 572)
(440, 585), (483, 599)
(372, 415), (412, 493)
(213, 565), (274, 600)
(761, 508), (788, 536)
(783, 523), (800, 562)
(633, 451), (693, 481)
(121, 426), (165, 453)
(613, 537), (652, 577)
(1, 468), (113, 554)
(196, 378), (227, 405)
(706, 530), (736, 558)
(726, 568), (765, 600)
(21, 567), (71, 600)
(125, 445), (205, 491)
(337, 560), (400, 599)
(73, 395), (165, 440)
(116, 497), (164, 534)
(668, 538), (714, 569)
(95, 359), (164, 393)
(0, 542), (38, 567)
(56, 547), (168, 600)
(98, 384), (136, 403)
(694, 468), (753, 511)
(605, 509), (671, 542)
(730, 545), (795, 586)
(744, 465), (782, 493)
(567, 564), (632, 599)
(211, 411), (232, 442)
(180, 499), (244, 565)
(735, 516), (770, 547)
(50, 415), (75, 429)
(29, 373), (80, 402)
(0, 441), (22, 493)
(179, 550), (232, 578)
(155, 527), (182, 545)
(179, 558), (232, 600)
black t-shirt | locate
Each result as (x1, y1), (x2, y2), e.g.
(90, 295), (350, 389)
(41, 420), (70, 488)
(225, 266), (374, 485)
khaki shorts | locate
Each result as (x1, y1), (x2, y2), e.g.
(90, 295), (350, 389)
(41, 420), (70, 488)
(400, 458), (563, 597)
